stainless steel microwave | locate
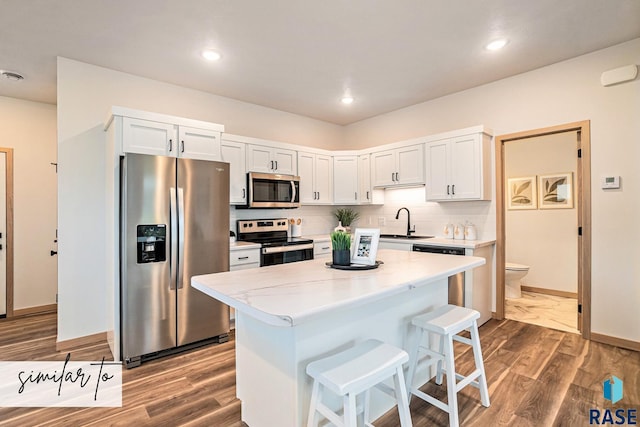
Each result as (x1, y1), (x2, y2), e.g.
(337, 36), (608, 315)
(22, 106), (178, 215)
(246, 172), (300, 208)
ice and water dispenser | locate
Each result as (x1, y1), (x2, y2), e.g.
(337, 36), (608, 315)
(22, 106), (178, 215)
(137, 224), (167, 263)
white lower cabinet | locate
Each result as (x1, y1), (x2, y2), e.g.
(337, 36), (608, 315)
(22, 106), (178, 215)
(313, 241), (332, 258)
(229, 247), (261, 327)
(230, 248), (260, 271)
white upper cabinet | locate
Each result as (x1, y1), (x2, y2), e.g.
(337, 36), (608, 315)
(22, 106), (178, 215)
(371, 144), (424, 188)
(425, 132), (491, 201)
(333, 156), (359, 204)
(298, 152), (333, 204)
(358, 155), (372, 204)
(177, 126), (222, 161)
(246, 144), (297, 175)
(122, 117), (177, 156)
(118, 108), (224, 160)
(221, 139), (247, 205)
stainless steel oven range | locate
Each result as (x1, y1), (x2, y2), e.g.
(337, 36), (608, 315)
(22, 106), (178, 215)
(236, 219), (314, 266)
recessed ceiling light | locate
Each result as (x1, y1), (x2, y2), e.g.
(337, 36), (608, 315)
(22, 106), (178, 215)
(1, 70), (24, 81)
(341, 96), (354, 105)
(485, 39), (508, 51)
(201, 49), (222, 61)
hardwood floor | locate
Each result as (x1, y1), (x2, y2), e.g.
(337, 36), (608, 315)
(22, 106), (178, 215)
(1, 313), (638, 426)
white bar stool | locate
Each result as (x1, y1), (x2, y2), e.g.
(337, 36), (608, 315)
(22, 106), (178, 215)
(405, 304), (490, 427)
(306, 339), (413, 427)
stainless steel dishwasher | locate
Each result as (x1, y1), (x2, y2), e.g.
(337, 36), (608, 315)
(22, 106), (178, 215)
(412, 244), (465, 306)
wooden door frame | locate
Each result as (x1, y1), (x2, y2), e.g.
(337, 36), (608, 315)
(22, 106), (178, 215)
(495, 121), (591, 339)
(0, 147), (14, 318)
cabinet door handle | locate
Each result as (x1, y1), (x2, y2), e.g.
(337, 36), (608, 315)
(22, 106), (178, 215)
(237, 256), (249, 260)
(168, 139), (173, 152)
(275, 160), (278, 170)
(355, 192), (357, 200)
(447, 185), (450, 195)
(452, 184), (455, 195)
(322, 246), (330, 250)
(366, 191), (370, 200)
(242, 188), (246, 199)
(395, 172), (399, 181)
(317, 191), (320, 200)
(181, 140), (185, 153)
(270, 160), (274, 170)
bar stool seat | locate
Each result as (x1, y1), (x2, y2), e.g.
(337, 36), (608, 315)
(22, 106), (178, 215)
(406, 305), (490, 427)
(306, 339), (413, 427)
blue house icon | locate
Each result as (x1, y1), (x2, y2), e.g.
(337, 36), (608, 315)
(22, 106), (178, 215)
(603, 375), (623, 404)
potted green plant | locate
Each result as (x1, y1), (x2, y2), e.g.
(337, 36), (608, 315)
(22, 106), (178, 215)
(333, 208), (360, 233)
(330, 230), (351, 266)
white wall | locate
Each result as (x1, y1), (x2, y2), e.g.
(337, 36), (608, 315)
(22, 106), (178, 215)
(56, 58), (344, 342)
(0, 96), (57, 310)
(505, 132), (578, 294)
(344, 38), (640, 343)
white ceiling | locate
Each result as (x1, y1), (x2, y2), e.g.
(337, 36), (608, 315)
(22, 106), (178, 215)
(1, 1), (639, 125)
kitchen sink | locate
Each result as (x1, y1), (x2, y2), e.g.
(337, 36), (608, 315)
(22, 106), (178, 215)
(379, 234), (434, 240)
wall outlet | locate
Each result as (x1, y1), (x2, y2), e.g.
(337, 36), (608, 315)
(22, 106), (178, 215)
(378, 217), (386, 226)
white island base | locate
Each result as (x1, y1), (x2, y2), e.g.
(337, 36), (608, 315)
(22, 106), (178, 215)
(235, 282), (447, 426)
(192, 250), (485, 427)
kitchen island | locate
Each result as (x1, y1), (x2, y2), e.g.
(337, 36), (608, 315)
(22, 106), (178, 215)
(192, 249), (485, 427)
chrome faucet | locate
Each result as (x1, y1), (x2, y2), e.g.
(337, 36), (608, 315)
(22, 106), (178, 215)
(395, 207), (416, 236)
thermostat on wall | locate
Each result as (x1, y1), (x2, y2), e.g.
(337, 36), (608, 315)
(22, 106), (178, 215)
(601, 176), (620, 189)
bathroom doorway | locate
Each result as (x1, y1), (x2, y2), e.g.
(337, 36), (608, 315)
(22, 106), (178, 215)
(495, 121), (591, 339)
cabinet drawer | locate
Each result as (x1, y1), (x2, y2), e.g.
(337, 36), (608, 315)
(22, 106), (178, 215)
(230, 249), (260, 266)
(314, 242), (332, 257)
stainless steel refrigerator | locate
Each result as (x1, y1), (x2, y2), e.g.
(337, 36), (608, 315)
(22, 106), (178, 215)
(120, 153), (230, 368)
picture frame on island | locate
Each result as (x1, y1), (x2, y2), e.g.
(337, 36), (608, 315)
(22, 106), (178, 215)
(351, 228), (380, 266)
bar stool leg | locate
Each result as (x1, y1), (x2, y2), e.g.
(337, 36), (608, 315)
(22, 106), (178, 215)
(444, 335), (459, 427)
(344, 392), (358, 427)
(435, 333), (445, 385)
(307, 381), (320, 427)
(394, 366), (413, 427)
(470, 320), (491, 407)
(406, 327), (425, 401)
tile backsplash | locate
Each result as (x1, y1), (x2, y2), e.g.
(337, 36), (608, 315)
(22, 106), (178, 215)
(230, 187), (496, 240)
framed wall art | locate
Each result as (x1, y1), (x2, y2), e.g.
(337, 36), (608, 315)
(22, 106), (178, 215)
(351, 228), (380, 265)
(538, 172), (574, 209)
(507, 176), (537, 210)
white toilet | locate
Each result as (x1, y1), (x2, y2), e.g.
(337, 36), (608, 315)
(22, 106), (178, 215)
(505, 262), (530, 299)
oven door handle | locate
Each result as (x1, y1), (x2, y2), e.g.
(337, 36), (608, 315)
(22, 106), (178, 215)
(262, 243), (314, 254)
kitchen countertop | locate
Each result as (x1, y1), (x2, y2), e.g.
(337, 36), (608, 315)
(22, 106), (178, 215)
(192, 249), (485, 327)
(229, 241), (261, 251)
(303, 234), (495, 249)
(408, 237), (496, 249)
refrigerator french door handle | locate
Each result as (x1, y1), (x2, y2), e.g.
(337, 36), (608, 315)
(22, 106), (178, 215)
(177, 187), (185, 288)
(169, 187), (178, 290)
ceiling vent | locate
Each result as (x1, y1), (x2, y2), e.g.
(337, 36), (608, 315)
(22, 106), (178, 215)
(1, 70), (25, 81)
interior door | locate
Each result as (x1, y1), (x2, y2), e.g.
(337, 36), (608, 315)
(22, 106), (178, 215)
(0, 152), (6, 316)
(177, 158), (230, 346)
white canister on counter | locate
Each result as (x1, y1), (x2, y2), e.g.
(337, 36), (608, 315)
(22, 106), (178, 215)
(453, 223), (465, 240)
(443, 223), (455, 239)
(464, 223), (477, 240)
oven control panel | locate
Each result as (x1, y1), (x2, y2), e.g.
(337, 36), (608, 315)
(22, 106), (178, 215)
(237, 219), (288, 233)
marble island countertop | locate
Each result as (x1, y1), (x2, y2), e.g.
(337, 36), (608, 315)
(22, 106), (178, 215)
(192, 249), (485, 327)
